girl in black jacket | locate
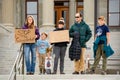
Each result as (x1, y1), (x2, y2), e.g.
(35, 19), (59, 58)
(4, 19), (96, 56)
(52, 19), (68, 74)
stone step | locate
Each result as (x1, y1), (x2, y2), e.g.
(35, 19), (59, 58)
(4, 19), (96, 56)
(0, 75), (120, 80)
(3, 75), (120, 80)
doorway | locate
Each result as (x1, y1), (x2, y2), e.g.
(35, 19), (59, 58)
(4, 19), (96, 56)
(54, 6), (69, 29)
(54, 0), (83, 29)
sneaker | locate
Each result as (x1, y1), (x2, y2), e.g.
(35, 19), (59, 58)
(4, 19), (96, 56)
(51, 72), (57, 74)
(26, 72), (30, 75)
(80, 71), (85, 74)
(72, 71), (79, 74)
(60, 72), (65, 74)
(30, 72), (34, 75)
(88, 69), (95, 74)
(101, 71), (106, 75)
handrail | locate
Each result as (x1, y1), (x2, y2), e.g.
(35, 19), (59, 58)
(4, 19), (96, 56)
(0, 24), (12, 33)
(8, 44), (24, 80)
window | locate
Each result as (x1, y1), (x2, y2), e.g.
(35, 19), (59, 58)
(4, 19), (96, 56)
(26, 0), (38, 26)
(108, 0), (120, 27)
(76, 0), (84, 14)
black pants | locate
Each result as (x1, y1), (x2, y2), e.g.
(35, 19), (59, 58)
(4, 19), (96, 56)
(53, 46), (67, 73)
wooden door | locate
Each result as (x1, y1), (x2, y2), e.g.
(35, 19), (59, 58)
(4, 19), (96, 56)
(54, 6), (69, 29)
(77, 6), (83, 14)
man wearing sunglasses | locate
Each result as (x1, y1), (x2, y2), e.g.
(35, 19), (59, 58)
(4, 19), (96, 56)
(69, 13), (92, 74)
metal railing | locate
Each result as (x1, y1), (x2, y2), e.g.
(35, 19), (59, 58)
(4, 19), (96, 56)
(8, 44), (24, 80)
(0, 24), (12, 33)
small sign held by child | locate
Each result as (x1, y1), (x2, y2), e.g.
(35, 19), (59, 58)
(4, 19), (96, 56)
(45, 57), (52, 74)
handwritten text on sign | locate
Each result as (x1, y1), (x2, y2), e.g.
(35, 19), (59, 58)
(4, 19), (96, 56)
(15, 29), (35, 43)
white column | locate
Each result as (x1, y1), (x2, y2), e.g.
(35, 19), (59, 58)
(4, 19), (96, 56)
(2, 0), (14, 26)
(42, 0), (54, 27)
(84, 0), (95, 58)
(15, 0), (22, 28)
(84, 0), (94, 29)
(69, 0), (76, 27)
(97, 0), (107, 20)
(0, 0), (2, 23)
(38, 0), (43, 26)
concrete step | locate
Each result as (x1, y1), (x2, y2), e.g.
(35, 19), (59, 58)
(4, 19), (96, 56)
(4, 75), (120, 80)
(1, 75), (120, 80)
(0, 75), (8, 80)
(0, 28), (20, 75)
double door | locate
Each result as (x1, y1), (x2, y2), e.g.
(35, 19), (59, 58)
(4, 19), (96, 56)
(54, 6), (69, 29)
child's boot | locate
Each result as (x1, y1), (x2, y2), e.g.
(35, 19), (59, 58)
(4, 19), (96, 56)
(39, 68), (42, 75)
(43, 68), (46, 74)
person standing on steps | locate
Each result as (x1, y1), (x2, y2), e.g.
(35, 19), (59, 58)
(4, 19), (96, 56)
(89, 16), (114, 75)
(22, 15), (40, 75)
(69, 13), (92, 74)
(52, 19), (68, 74)
(36, 32), (50, 74)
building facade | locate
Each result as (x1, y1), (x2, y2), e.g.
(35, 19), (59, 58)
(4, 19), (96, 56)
(0, 0), (120, 29)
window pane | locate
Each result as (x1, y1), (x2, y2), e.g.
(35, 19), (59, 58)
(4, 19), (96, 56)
(109, 0), (119, 12)
(62, 11), (66, 23)
(109, 14), (119, 26)
(54, 11), (57, 25)
(64, 2), (69, 6)
(78, 2), (83, 6)
(62, 11), (66, 29)
(27, 15), (37, 26)
(27, 2), (37, 14)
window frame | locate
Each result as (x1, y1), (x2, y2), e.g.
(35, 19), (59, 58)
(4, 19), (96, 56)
(107, 0), (120, 27)
(25, 0), (38, 26)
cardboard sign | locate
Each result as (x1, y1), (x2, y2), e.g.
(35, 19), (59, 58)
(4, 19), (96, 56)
(49, 30), (70, 43)
(15, 29), (35, 43)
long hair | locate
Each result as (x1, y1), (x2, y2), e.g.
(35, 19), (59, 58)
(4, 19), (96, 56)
(24, 15), (36, 29)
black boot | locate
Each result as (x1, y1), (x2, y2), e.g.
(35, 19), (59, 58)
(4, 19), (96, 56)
(72, 71), (79, 74)
(39, 68), (42, 75)
(43, 68), (46, 74)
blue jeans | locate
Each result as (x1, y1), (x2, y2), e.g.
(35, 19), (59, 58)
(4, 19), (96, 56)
(23, 43), (36, 73)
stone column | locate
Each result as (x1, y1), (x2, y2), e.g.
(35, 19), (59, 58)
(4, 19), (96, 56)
(15, 0), (22, 28)
(84, 0), (95, 58)
(38, 0), (43, 27)
(41, 0), (54, 33)
(69, 0), (76, 27)
(2, 0), (14, 26)
(0, 0), (2, 23)
(97, 0), (107, 20)
(42, 0), (54, 27)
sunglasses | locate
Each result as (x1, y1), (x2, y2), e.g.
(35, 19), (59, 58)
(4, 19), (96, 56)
(75, 16), (80, 18)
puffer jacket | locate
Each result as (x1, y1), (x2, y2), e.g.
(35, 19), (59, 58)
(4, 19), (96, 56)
(69, 20), (92, 48)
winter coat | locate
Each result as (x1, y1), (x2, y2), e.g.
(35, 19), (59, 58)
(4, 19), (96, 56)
(69, 20), (92, 48)
(69, 32), (81, 61)
(93, 36), (114, 58)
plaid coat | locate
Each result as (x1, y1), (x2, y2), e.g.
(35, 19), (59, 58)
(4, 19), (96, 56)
(69, 32), (81, 61)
